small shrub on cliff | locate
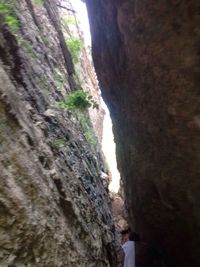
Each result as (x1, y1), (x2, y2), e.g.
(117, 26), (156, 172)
(66, 36), (83, 64)
(17, 36), (37, 57)
(57, 90), (98, 146)
(54, 68), (65, 91)
(84, 130), (96, 145)
(32, 0), (44, 6)
(54, 138), (65, 147)
(76, 112), (96, 146)
(58, 89), (98, 112)
(62, 15), (76, 26)
(0, 1), (19, 32)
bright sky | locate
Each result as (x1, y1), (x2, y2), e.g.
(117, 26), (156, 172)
(101, 102), (121, 192)
(71, 0), (91, 45)
(71, 0), (121, 192)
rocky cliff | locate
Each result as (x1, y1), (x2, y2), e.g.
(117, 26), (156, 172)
(58, 0), (105, 143)
(0, 0), (118, 266)
(85, 0), (200, 266)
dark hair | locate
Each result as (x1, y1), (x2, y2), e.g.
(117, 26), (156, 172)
(121, 228), (130, 235)
(129, 232), (140, 242)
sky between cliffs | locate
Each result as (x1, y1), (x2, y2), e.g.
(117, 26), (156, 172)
(71, 0), (121, 193)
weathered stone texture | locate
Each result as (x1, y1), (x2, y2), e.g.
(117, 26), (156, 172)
(86, 0), (200, 266)
(110, 193), (128, 231)
(0, 0), (118, 266)
(58, 0), (105, 143)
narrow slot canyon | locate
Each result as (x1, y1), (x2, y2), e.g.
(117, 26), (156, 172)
(0, 0), (199, 267)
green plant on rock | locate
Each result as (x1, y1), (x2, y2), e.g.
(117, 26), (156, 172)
(54, 68), (65, 91)
(55, 78), (65, 91)
(32, 0), (44, 6)
(73, 67), (83, 84)
(58, 89), (98, 112)
(62, 15), (76, 27)
(84, 130), (96, 145)
(78, 113), (96, 145)
(54, 138), (65, 147)
(5, 14), (18, 31)
(0, 0), (19, 32)
(57, 90), (98, 146)
(40, 34), (48, 45)
(66, 36), (83, 64)
(17, 36), (37, 57)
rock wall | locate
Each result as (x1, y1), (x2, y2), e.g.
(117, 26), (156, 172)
(58, 0), (105, 143)
(85, 0), (200, 266)
(0, 0), (118, 266)
(110, 192), (128, 231)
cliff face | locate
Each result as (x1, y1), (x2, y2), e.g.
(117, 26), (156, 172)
(0, 1), (118, 266)
(85, 0), (200, 266)
(58, 0), (105, 143)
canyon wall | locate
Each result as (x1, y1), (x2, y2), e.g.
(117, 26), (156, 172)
(86, 0), (200, 266)
(0, 0), (118, 266)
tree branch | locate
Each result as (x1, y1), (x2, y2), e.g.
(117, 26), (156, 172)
(56, 4), (76, 13)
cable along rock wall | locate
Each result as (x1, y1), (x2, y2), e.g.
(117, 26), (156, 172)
(85, 0), (200, 266)
(0, 0), (118, 266)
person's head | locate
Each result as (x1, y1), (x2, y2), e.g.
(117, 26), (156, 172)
(121, 228), (130, 244)
(129, 232), (140, 242)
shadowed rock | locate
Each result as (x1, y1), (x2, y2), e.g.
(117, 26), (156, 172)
(85, 0), (200, 266)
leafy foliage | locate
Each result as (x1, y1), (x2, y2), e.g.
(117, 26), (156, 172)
(53, 68), (65, 91)
(0, 0), (19, 32)
(17, 36), (36, 57)
(78, 112), (96, 145)
(84, 130), (96, 145)
(54, 138), (65, 147)
(5, 14), (18, 31)
(0, 2), (11, 13)
(66, 36), (83, 64)
(58, 89), (98, 112)
(32, 0), (44, 6)
(62, 15), (76, 26)
(57, 90), (98, 146)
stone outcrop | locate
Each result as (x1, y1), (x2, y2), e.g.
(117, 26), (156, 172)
(85, 0), (200, 266)
(0, 0), (118, 266)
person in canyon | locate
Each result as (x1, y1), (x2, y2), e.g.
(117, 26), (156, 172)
(121, 229), (169, 267)
(121, 229), (139, 267)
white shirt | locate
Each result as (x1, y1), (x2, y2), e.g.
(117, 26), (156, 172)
(122, 240), (135, 267)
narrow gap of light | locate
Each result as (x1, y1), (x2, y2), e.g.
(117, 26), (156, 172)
(101, 101), (121, 192)
(71, 0), (120, 193)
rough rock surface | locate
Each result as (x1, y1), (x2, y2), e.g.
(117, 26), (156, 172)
(110, 193), (128, 232)
(85, 0), (200, 266)
(58, 0), (105, 143)
(0, 1), (118, 266)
